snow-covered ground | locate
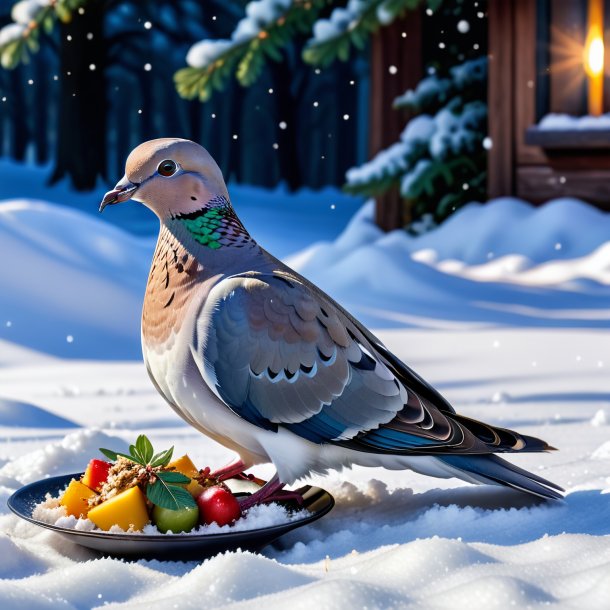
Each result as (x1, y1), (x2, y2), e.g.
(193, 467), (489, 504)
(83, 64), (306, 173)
(1, 171), (610, 608)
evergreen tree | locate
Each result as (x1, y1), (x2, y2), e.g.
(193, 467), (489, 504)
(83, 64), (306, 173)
(0, 0), (487, 228)
(172, 0), (487, 228)
(345, 57), (487, 227)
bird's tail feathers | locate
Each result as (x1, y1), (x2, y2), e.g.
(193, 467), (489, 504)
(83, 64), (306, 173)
(451, 413), (556, 453)
(437, 453), (564, 501)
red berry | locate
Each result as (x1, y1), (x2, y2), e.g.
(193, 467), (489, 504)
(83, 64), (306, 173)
(196, 486), (241, 527)
(81, 459), (111, 492)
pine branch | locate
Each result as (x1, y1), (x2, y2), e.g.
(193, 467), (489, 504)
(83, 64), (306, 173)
(344, 55), (487, 225)
(175, 0), (328, 102)
(0, 0), (89, 70)
(303, 0), (442, 67)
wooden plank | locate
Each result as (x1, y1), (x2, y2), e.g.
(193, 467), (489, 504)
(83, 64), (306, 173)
(549, 0), (586, 115)
(525, 126), (610, 148)
(514, 0), (547, 165)
(517, 165), (610, 205)
(370, 11), (423, 231)
(487, 0), (515, 197)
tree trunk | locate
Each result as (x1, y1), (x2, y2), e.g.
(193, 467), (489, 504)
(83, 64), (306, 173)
(370, 11), (423, 231)
(50, 0), (107, 190)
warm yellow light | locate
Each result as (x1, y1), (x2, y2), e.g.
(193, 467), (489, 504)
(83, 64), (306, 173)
(585, 33), (605, 76)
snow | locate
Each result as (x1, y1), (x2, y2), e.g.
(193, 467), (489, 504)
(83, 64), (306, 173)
(0, 23), (26, 48)
(187, 0), (292, 67)
(429, 100), (487, 159)
(10, 0), (49, 25)
(347, 58), (487, 196)
(186, 40), (233, 69)
(33, 491), (307, 535)
(287, 198), (610, 328)
(1, 181), (610, 607)
(345, 116), (434, 186)
(538, 113), (610, 130)
(0, 200), (150, 359)
(311, 5), (355, 44)
(0, 160), (360, 358)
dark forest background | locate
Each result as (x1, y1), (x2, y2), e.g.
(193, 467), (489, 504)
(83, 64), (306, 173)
(0, 0), (369, 192)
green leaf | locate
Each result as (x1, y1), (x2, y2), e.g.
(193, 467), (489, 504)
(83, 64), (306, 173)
(136, 435), (154, 464)
(157, 471), (190, 484)
(146, 480), (196, 511)
(129, 443), (145, 464)
(150, 447), (174, 468)
(99, 448), (118, 461)
(115, 451), (144, 464)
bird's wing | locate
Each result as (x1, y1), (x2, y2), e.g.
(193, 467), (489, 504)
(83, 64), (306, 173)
(193, 271), (535, 454)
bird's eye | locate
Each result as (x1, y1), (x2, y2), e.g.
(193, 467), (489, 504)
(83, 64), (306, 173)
(158, 159), (177, 177)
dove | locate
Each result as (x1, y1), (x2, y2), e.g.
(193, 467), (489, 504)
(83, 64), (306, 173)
(100, 138), (562, 506)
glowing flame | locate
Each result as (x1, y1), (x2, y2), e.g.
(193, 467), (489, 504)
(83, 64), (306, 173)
(585, 33), (605, 76)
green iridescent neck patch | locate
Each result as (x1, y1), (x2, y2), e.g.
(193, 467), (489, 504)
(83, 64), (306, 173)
(174, 196), (251, 250)
(179, 207), (224, 250)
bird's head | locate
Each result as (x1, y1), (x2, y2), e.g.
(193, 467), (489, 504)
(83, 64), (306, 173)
(100, 138), (229, 220)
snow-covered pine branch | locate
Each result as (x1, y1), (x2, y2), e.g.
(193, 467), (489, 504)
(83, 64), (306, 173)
(303, 0), (441, 66)
(175, 0), (441, 100)
(176, 0), (326, 101)
(394, 56), (486, 112)
(0, 0), (88, 69)
(345, 56), (488, 227)
(345, 115), (435, 196)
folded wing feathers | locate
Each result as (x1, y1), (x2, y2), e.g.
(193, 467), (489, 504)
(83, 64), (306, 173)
(201, 272), (553, 455)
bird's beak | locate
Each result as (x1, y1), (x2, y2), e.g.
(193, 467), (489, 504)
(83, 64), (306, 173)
(99, 176), (139, 212)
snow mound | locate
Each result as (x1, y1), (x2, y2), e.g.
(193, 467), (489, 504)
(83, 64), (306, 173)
(0, 200), (150, 359)
(411, 197), (610, 264)
(0, 428), (128, 485)
(0, 398), (78, 428)
(287, 198), (610, 328)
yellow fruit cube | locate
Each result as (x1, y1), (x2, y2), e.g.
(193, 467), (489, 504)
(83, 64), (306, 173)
(168, 454), (204, 496)
(168, 454), (199, 478)
(87, 486), (150, 532)
(186, 479), (205, 497)
(60, 479), (98, 518)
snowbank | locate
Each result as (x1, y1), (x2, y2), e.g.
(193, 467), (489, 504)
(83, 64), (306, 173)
(1, 181), (610, 606)
(3, 194), (610, 360)
(287, 198), (610, 328)
(0, 326), (609, 608)
(0, 200), (150, 359)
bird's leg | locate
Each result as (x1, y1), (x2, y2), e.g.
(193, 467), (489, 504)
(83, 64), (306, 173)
(209, 458), (246, 482)
(239, 473), (304, 510)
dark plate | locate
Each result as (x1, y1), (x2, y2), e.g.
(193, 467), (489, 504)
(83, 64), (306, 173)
(7, 473), (334, 560)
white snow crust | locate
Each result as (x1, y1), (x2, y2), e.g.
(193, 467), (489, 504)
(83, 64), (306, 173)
(1, 176), (610, 608)
(538, 112), (610, 130)
(187, 0), (292, 68)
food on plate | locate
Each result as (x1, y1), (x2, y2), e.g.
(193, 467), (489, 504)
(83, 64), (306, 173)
(53, 434), (249, 533)
(168, 454), (206, 497)
(59, 479), (98, 518)
(152, 504), (200, 534)
(196, 486), (242, 527)
(87, 485), (150, 532)
(81, 459), (111, 492)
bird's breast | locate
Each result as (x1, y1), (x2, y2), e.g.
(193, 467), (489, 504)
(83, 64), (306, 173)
(142, 227), (206, 348)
